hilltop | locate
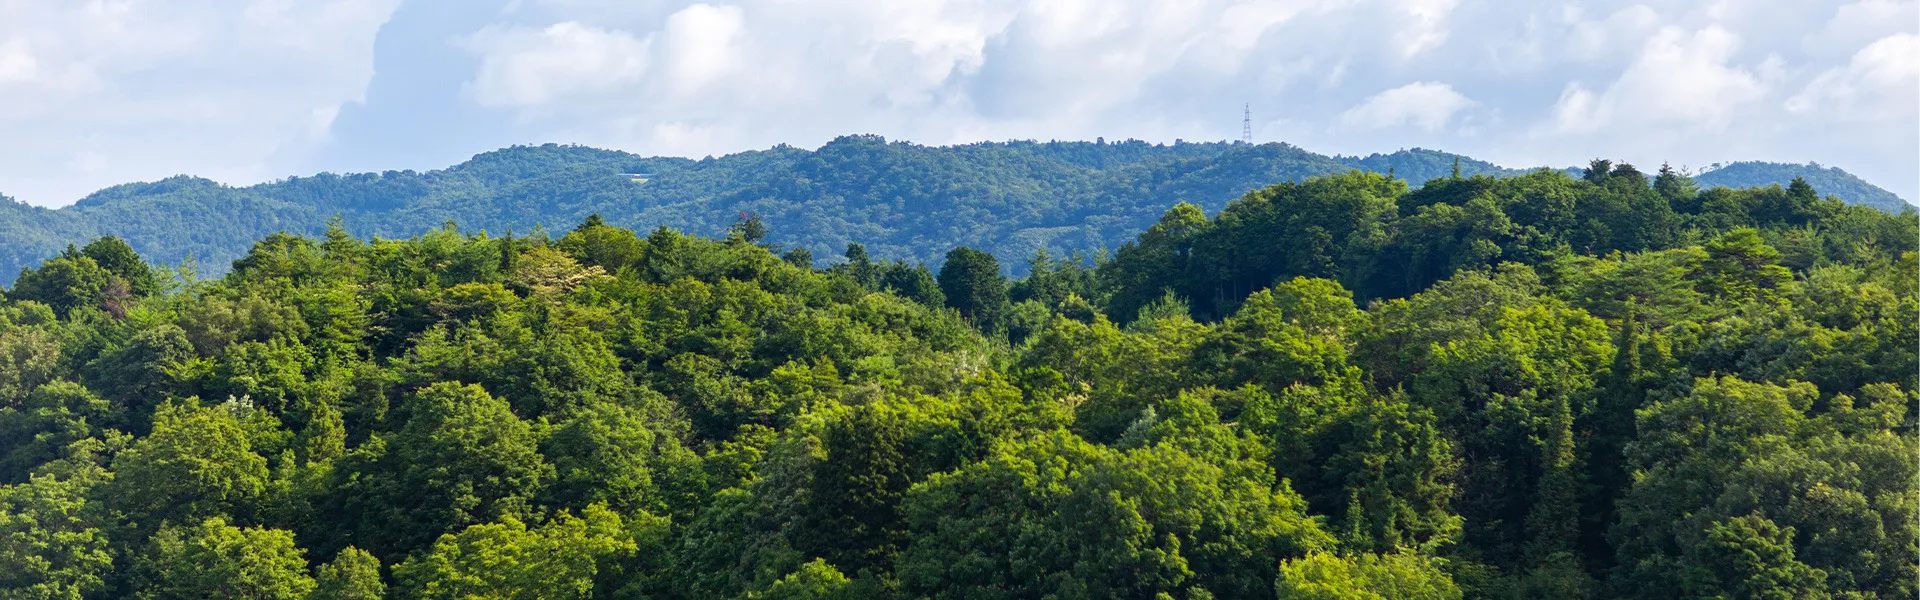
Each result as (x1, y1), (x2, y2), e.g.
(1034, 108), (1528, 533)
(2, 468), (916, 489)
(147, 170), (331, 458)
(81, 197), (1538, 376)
(0, 137), (1906, 283)
(1695, 161), (1911, 214)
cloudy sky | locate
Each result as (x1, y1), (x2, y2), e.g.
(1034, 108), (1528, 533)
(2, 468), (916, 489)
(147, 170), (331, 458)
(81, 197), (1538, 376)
(0, 0), (1913, 207)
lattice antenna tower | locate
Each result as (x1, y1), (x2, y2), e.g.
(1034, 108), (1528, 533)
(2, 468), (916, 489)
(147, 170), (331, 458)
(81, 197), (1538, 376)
(1241, 103), (1253, 144)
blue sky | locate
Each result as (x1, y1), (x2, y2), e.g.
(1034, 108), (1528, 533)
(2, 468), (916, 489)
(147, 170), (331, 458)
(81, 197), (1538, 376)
(0, 0), (1913, 206)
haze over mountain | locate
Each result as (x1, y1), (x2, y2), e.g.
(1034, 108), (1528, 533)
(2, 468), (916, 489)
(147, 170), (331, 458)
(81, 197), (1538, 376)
(0, 136), (1908, 285)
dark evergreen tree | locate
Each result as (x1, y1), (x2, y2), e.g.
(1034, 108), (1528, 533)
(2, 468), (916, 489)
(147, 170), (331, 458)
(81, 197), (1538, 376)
(937, 246), (1009, 331)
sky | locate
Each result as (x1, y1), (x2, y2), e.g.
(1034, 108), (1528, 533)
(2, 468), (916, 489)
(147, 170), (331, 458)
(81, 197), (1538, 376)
(0, 0), (1913, 207)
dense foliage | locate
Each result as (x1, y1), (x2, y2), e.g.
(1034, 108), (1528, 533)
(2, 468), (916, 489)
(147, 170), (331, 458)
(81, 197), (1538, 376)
(1, 138), (1907, 286)
(1696, 161), (1910, 215)
(0, 163), (1912, 599)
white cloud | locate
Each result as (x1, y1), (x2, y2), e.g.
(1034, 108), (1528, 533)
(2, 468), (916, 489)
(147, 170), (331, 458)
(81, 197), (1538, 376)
(660, 4), (743, 99)
(1549, 84), (1602, 134)
(1618, 26), (1765, 126)
(1804, 0), (1917, 57)
(0, 0), (397, 204)
(1849, 32), (1920, 87)
(1544, 25), (1765, 134)
(0, 40), (35, 85)
(308, 105), (342, 142)
(1340, 82), (1474, 131)
(1787, 33), (1920, 120)
(466, 22), (650, 107)
(0, 0), (1913, 207)
(1394, 0), (1460, 58)
(493, 0), (1380, 157)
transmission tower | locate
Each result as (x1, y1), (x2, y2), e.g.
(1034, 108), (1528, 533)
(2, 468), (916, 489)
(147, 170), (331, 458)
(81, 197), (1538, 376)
(1241, 103), (1253, 144)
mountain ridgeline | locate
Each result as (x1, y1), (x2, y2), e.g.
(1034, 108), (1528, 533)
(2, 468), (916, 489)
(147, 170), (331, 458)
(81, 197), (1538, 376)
(1693, 160), (1910, 214)
(0, 136), (1908, 285)
(0, 149), (1914, 599)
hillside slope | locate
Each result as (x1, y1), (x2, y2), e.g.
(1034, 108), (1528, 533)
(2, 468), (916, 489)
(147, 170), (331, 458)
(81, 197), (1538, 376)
(1695, 161), (1911, 213)
(0, 139), (1906, 284)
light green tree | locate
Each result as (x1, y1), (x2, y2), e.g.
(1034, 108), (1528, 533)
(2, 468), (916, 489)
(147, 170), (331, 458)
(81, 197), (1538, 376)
(132, 517), (316, 600)
(109, 399), (270, 530)
(392, 504), (637, 600)
(898, 431), (1332, 599)
(310, 547), (385, 600)
(1275, 552), (1461, 600)
(0, 467), (113, 600)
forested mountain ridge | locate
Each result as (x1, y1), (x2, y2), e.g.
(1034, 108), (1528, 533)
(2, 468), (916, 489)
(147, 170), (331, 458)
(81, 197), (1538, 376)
(0, 158), (1912, 598)
(0, 136), (1907, 284)
(1694, 161), (1910, 214)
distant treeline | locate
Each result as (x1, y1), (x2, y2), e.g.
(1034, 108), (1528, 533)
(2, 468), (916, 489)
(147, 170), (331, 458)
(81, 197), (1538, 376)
(0, 137), (1906, 286)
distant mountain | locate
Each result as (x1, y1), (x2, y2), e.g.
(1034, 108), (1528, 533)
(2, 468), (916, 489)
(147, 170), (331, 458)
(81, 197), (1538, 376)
(1333, 148), (1542, 184)
(1695, 161), (1911, 213)
(0, 138), (1905, 285)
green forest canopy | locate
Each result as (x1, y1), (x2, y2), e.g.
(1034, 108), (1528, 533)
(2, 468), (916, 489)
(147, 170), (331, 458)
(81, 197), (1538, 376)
(1695, 161), (1910, 214)
(0, 136), (1909, 286)
(0, 162), (1914, 599)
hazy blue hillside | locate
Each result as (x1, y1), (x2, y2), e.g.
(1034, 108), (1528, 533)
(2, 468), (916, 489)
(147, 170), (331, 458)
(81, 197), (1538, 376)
(1333, 148), (1542, 184)
(1696, 161), (1911, 213)
(0, 138), (1906, 285)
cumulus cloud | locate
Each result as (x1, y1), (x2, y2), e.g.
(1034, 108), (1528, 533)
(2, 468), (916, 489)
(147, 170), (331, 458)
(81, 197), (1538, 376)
(1393, 0), (1461, 58)
(660, 4), (744, 99)
(466, 22), (650, 108)
(1787, 33), (1920, 120)
(1803, 0), (1917, 57)
(0, 0), (397, 205)
(0, 0), (1913, 206)
(1340, 82), (1474, 131)
(1546, 25), (1765, 134)
(0, 40), (36, 85)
